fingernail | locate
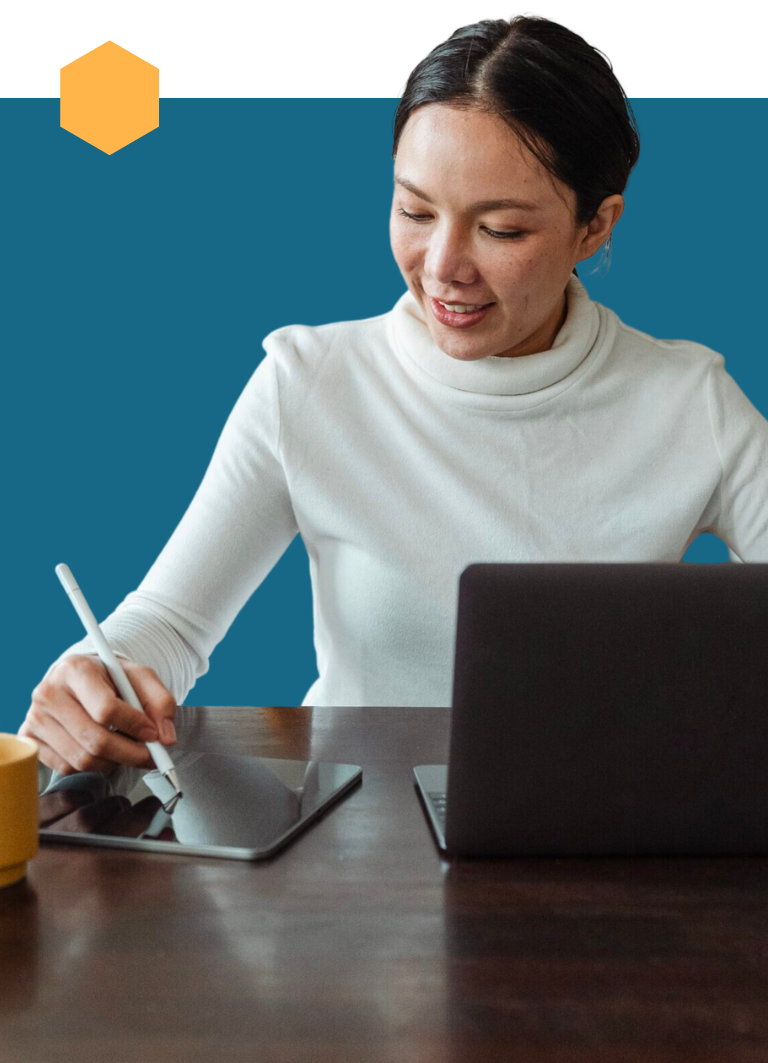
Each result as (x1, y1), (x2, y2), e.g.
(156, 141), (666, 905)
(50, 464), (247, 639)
(161, 720), (177, 744)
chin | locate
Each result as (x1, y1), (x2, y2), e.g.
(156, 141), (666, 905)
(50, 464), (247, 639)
(446, 350), (490, 362)
(432, 337), (490, 362)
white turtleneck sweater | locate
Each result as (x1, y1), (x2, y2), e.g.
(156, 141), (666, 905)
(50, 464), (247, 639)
(41, 275), (768, 717)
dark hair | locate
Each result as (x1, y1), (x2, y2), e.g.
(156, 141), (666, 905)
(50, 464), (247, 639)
(392, 15), (641, 276)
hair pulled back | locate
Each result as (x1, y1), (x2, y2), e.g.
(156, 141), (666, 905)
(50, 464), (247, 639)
(392, 15), (641, 275)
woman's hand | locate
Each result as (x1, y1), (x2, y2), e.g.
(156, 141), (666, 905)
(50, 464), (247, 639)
(19, 655), (178, 775)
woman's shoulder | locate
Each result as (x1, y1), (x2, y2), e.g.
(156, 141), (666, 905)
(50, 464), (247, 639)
(601, 301), (724, 381)
(260, 306), (391, 374)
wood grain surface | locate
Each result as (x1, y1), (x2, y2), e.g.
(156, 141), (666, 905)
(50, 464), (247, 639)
(2, 704), (768, 1063)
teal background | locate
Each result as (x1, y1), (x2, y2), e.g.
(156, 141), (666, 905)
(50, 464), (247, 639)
(2, 100), (765, 732)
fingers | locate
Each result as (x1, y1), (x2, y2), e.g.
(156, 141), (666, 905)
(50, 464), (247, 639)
(25, 696), (156, 775)
(122, 662), (178, 743)
(24, 730), (77, 777)
(24, 654), (178, 778)
(60, 659), (162, 742)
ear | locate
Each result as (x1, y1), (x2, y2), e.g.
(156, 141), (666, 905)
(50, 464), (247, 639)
(573, 195), (624, 265)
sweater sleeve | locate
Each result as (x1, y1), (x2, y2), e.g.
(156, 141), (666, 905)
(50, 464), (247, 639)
(706, 354), (768, 562)
(38, 343), (299, 714)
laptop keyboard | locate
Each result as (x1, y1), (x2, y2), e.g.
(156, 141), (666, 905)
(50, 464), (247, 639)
(428, 791), (448, 825)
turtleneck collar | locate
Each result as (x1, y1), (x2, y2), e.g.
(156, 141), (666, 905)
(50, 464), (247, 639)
(386, 273), (604, 408)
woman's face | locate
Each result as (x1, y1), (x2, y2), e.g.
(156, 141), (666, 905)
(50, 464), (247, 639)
(390, 104), (623, 360)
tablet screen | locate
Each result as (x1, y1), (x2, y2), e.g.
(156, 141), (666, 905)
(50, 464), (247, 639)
(38, 749), (361, 859)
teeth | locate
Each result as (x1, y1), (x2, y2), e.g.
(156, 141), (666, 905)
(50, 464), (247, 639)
(438, 301), (488, 313)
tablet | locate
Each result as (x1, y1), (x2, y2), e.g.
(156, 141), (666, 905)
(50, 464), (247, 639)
(38, 749), (362, 860)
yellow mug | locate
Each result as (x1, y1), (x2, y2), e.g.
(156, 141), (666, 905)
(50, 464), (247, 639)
(0, 734), (39, 887)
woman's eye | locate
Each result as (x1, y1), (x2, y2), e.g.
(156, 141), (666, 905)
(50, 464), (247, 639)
(396, 207), (525, 241)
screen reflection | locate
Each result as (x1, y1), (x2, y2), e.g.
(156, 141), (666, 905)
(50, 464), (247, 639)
(38, 750), (361, 858)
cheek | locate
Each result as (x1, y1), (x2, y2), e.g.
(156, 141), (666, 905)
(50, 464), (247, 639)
(390, 225), (423, 268)
(489, 241), (542, 281)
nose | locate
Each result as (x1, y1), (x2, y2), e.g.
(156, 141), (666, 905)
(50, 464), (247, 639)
(423, 223), (479, 286)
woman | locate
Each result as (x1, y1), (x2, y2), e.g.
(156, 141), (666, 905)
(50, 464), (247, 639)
(23, 15), (768, 782)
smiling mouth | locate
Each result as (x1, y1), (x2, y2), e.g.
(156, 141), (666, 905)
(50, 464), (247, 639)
(430, 298), (494, 311)
(428, 298), (496, 328)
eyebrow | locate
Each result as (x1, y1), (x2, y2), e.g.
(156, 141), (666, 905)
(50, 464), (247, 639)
(394, 175), (544, 213)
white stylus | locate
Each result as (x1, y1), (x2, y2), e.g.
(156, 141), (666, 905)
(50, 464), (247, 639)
(55, 563), (182, 804)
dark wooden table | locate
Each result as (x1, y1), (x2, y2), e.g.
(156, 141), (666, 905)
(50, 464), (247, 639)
(2, 704), (768, 1062)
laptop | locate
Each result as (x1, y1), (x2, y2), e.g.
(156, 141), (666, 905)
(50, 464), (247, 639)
(414, 562), (768, 857)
